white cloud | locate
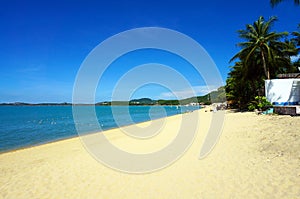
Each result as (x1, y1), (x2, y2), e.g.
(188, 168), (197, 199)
(159, 85), (220, 99)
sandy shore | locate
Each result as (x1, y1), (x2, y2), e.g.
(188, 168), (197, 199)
(1, 109), (299, 198)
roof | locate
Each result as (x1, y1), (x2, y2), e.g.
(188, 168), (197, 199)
(277, 73), (300, 79)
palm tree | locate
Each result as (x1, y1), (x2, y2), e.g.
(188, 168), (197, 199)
(292, 24), (300, 49)
(292, 24), (300, 70)
(231, 16), (289, 79)
(271, 0), (300, 7)
(293, 33), (300, 49)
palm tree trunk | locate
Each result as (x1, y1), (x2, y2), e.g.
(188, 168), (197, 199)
(261, 50), (270, 79)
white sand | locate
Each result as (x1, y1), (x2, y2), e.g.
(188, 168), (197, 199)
(0, 109), (299, 198)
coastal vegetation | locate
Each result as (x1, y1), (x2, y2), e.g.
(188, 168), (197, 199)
(247, 96), (273, 111)
(226, 16), (299, 110)
(95, 87), (225, 106)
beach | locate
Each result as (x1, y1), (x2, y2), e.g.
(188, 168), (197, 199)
(0, 108), (299, 198)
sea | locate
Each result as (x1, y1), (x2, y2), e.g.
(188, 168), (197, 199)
(0, 105), (200, 152)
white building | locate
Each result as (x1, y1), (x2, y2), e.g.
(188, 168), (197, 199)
(265, 78), (300, 105)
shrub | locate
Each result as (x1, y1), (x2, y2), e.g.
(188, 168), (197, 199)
(248, 96), (272, 111)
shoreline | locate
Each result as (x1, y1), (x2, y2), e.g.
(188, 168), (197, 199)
(0, 134), (79, 155)
(0, 107), (204, 155)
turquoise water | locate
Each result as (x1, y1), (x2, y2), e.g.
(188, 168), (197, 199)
(0, 105), (199, 152)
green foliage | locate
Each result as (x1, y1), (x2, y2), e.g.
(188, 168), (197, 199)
(270, 0), (300, 7)
(226, 16), (298, 110)
(248, 96), (272, 111)
(178, 86), (226, 105)
(292, 24), (300, 66)
(230, 16), (296, 80)
(292, 24), (300, 48)
(157, 99), (179, 105)
(247, 103), (257, 111)
(209, 86), (227, 103)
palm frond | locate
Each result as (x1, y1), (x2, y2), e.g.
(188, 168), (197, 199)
(271, 0), (283, 7)
(271, 0), (300, 7)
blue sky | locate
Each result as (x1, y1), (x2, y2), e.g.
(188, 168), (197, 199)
(0, 0), (299, 103)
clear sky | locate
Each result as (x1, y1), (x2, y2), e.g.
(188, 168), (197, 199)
(0, 0), (299, 103)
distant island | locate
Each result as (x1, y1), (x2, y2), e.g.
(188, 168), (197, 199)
(1, 87), (226, 106)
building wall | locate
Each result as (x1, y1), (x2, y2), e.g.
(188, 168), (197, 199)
(265, 79), (300, 105)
